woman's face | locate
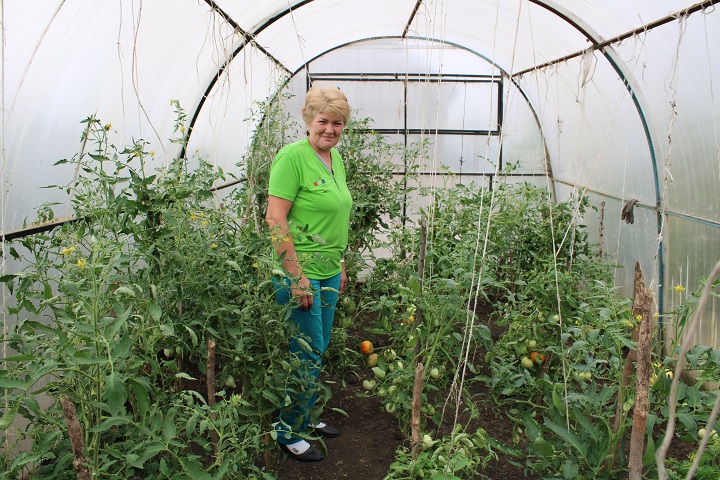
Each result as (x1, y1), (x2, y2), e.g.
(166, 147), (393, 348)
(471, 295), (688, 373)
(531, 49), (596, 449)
(307, 111), (345, 152)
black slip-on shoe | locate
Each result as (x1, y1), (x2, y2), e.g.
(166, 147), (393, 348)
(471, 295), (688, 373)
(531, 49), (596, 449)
(312, 425), (341, 438)
(279, 443), (325, 462)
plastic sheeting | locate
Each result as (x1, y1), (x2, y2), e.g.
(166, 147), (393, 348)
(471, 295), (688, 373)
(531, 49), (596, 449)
(3, 0), (720, 348)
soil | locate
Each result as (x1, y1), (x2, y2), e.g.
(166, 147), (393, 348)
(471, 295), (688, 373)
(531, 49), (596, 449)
(277, 301), (530, 480)
(276, 372), (530, 480)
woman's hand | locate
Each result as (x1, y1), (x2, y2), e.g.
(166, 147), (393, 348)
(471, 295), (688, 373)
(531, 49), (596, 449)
(293, 274), (313, 311)
(340, 262), (348, 295)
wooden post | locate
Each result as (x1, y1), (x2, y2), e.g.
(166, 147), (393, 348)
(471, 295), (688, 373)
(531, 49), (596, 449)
(263, 432), (273, 471)
(608, 262), (649, 470)
(60, 397), (91, 480)
(206, 339), (219, 456)
(411, 362), (425, 459)
(628, 266), (654, 480)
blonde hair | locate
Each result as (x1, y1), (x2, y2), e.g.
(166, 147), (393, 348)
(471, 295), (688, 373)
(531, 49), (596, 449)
(302, 85), (351, 125)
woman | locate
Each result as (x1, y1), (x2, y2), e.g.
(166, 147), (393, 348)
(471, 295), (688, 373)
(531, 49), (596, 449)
(265, 85), (353, 462)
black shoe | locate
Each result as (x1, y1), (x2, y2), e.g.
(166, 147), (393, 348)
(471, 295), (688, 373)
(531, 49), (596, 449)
(279, 443), (325, 462)
(313, 425), (341, 438)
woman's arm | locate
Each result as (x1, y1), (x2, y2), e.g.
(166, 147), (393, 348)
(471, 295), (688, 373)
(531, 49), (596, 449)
(266, 195), (313, 310)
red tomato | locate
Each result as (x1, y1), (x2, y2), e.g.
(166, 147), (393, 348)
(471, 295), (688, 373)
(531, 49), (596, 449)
(361, 340), (374, 355)
(530, 352), (545, 365)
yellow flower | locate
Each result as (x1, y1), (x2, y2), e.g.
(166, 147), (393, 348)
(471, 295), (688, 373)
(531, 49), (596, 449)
(210, 243), (217, 249)
(190, 213), (197, 220)
(61, 246), (75, 255)
(664, 370), (673, 379)
(634, 314), (642, 321)
(150, 151), (155, 156)
(104, 123), (112, 130)
(624, 320), (634, 328)
(674, 285), (685, 292)
(242, 283), (247, 289)
(653, 312), (659, 318)
(77, 258), (87, 269)
(253, 263), (258, 269)
(653, 362), (662, 368)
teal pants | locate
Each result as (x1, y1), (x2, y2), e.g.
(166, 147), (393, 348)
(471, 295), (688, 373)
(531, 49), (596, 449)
(273, 273), (340, 445)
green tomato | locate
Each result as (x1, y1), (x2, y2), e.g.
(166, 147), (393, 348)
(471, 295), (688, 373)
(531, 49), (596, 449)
(224, 376), (237, 388)
(362, 379), (376, 391)
(367, 353), (379, 367)
(527, 340), (537, 349)
(429, 367), (440, 379)
(342, 297), (356, 315)
(521, 357), (534, 369)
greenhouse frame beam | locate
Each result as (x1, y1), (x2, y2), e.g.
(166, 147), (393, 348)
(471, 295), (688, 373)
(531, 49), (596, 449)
(515, 0), (720, 77)
(402, 0), (424, 38)
(180, 0), (294, 157)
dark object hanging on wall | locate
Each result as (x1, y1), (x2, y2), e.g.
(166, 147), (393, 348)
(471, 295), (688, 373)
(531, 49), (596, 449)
(621, 199), (639, 224)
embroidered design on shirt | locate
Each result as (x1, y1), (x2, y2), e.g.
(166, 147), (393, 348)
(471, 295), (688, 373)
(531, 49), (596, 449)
(313, 177), (327, 187)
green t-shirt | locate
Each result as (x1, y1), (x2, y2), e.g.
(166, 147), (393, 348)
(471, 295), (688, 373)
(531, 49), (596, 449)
(268, 138), (353, 279)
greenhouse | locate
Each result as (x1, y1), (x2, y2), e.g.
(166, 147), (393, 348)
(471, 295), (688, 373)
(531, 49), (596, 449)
(2, 0), (720, 478)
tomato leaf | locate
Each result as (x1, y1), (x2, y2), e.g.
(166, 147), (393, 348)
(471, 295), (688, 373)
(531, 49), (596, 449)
(104, 371), (127, 416)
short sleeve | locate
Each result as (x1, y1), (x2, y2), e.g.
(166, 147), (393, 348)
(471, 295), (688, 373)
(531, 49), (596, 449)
(268, 151), (300, 202)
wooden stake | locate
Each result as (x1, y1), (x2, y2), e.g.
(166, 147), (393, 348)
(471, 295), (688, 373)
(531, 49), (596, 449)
(60, 397), (91, 480)
(628, 266), (654, 480)
(206, 339), (219, 456)
(411, 362), (425, 459)
(263, 432), (273, 471)
(608, 262), (645, 469)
